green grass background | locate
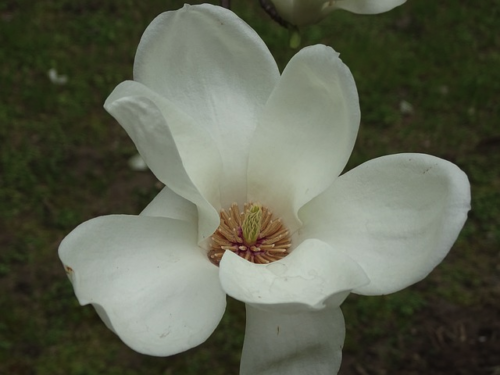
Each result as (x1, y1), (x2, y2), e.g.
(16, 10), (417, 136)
(1, 0), (499, 374)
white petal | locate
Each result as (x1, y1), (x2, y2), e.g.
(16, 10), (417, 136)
(140, 185), (197, 224)
(58, 215), (226, 356)
(241, 305), (345, 375)
(134, 4), (280, 205)
(333, 0), (406, 14)
(128, 153), (148, 171)
(219, 239), (368, 313)
(105, 81), (220, 242)
(47, 68), (68, 85)
(298, 153), (471, 295)
(270, 0), (405, 26)
(248, 45), (360, 232)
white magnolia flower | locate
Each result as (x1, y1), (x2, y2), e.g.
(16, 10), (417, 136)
(58, 4), (470, 374)
(268, 0), (407, 26)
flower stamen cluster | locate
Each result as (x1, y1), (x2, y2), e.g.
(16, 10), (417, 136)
(209, 203), (291, 265)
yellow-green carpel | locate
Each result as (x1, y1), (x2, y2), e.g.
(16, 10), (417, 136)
(242, 204), (262, 245)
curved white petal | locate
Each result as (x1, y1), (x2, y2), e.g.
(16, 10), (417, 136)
(58, 215), (226, 356)
(140, 185), (197, 224)
(219, 239), (368, 313)
(248, 45), (360, 232)
(105, 81), (220, 242)
(298, 154), (471, 295)
(241, 305), (345, 375)
(333, 0), (407, 15)
(270, 0), (405, 26)
(134, 4), (280, 205)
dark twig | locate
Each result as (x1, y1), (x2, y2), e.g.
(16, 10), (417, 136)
(220, 0), (231, 9)
(259, 0), (290, 28)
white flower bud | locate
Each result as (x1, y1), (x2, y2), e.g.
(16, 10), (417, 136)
(269, 0), (407, 27)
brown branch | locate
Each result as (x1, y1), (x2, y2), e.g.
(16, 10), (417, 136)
(259, 0), (290, 28)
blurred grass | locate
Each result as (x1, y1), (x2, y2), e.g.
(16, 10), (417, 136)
(1, 0), (498, 374)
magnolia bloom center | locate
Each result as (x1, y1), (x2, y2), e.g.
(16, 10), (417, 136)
(208, 203), (291, 265)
